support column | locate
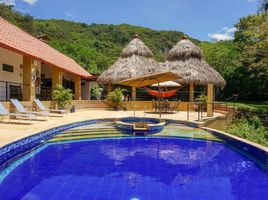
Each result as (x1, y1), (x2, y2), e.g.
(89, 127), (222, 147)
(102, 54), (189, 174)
(52, 68), (63, 90)
(22, 56), (35, 101)
(207, 83), (214, 117)
(107, 83), (112, 92)
(189, 82), (194, 102)
(131, 86), (136, 101)
(74, 75), (81, 100)
(84, 81), (90, 100)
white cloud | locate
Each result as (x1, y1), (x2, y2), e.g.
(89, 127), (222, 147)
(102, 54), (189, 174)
(208, 27), (237, 41)
(21, 0), (38, 6)
(66, 13), (74, 17)
(0, 0), (38, 5)
(0, 0), (16, 5)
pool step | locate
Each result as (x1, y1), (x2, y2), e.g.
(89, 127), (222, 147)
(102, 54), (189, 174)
(48, 127), (130, 142)
(49, 133), (130, 142)
(54, 130), (122, 138)
(62, 128), (117, 134)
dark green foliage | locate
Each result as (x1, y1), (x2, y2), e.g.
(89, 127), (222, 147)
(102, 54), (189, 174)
(226, 116), (268, 147)
(0, 4), (34, 33)
(199, 41), (241, 99)
(31, 19), (189, 74)
(233, 13), (268, 100)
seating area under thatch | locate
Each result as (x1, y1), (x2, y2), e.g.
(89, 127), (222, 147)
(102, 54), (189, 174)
(98, 34), (226, 117)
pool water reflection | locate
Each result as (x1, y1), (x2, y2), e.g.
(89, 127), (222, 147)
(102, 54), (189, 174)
(0, 137), (267, 200)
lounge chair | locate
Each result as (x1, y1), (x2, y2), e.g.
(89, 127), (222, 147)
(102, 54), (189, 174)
(34, 98), (66, 116)
(0, 102), (36, 123)
(10, 99), (50, 120)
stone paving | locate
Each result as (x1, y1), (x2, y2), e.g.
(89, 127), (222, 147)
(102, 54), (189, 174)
(0, 110), (223, 147)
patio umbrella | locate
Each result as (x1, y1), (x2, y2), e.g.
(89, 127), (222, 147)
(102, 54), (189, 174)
(151, 81), (181, 87)
(117, 71), (181, 117)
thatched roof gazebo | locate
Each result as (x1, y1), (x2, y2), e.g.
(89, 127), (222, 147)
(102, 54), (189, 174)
(98, 35), (160, 100)
(162, 36), (226, 116)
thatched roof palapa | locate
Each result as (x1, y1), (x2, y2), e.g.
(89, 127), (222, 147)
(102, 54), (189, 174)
(98, 34), (160, 84)
(163, 36), (226, 87)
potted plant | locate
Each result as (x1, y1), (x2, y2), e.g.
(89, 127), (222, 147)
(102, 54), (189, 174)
(197, 93), (207, 112)
(90, 85), (103, 100)
(107, 88), (126, 111)
(52, 85), (74, 110)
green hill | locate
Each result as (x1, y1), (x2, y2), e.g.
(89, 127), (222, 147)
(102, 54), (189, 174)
(0, 4), (198, 74)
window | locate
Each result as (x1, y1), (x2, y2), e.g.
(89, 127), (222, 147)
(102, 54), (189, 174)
(2, 64), (14, 73)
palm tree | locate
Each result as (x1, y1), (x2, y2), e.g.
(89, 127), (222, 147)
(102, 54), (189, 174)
(258, 0), (268, 13)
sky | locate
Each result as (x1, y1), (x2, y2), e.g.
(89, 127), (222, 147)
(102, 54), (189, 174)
(0, 0), (259, 41)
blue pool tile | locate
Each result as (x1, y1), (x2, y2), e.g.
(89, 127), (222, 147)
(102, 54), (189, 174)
(0, 137), (267, 200)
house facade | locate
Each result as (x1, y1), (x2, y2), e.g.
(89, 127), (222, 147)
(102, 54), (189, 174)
(0, 17), (92, 102)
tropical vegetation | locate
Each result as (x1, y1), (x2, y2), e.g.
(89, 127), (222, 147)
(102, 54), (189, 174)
(52, 85), (73, 109)
(226, 116), (268, 147)
(107, 88), (126, 110)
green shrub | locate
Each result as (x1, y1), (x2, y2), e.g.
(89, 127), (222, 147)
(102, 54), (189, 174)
(107, 88), (126, 109)
(226, 116), (268, 147)
(90, 85), (103, 100)
(52, 85), (73, 109)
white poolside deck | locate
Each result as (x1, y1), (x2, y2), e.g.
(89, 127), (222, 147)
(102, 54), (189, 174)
(0, 110), (223, 147)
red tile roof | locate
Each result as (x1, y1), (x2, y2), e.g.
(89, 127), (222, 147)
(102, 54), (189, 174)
(0, 17), (91, 78)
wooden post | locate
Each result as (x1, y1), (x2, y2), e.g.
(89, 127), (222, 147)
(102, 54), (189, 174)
(189, 82), (194, 102)
(52, 68), (63, 90)
(22, 56), (35, 101)
(74, 75), (81, 100)
(132, 86), (136, 101)
(207, 83), (214, 117)
(107, 83), (112, 92)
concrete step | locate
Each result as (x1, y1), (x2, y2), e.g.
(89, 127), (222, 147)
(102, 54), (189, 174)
(71, 101), (110, 110)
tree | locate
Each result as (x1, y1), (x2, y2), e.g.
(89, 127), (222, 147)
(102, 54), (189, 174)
(234, 13), (268, 100)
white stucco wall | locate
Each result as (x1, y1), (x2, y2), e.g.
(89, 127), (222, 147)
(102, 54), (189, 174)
(0, 47), (41, 100)
(0, 47), (23, 100)
(0, 47), (23, 83)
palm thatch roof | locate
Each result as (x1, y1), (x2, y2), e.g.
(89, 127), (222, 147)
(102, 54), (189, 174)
(163, 37), (226, 87)
(98, 35), (160, 84)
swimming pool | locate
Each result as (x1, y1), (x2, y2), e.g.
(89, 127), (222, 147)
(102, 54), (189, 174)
(0, 135), (267, 200)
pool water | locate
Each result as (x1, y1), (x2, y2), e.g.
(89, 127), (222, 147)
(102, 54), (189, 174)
(0, 137), (267, 200)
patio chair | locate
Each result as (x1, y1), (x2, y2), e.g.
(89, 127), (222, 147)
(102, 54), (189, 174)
(34, 98), (66, 116)
(10, 99), (50, 120)
(169, 100), (181, 113)
(0, 102), (36, 123)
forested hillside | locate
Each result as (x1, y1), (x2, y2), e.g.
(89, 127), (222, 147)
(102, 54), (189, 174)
(0, 4), (267, 100)
(0, 4), (193, 73)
